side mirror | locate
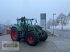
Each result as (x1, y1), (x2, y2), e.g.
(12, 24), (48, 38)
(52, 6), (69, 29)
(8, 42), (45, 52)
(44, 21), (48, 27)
(34, 20), (37, 25)
(32, 19), (34, 20)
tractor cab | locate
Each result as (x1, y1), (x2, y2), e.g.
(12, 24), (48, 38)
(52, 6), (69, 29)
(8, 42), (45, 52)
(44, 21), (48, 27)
(17, 17), (37, 31)
(17, 17), (36, 26)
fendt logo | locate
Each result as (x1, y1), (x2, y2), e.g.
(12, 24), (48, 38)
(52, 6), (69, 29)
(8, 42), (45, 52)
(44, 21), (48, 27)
(2, 41), (19, 50)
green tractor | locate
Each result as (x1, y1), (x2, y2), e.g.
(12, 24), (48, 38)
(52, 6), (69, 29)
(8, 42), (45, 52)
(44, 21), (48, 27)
(10, 17), (48, 46)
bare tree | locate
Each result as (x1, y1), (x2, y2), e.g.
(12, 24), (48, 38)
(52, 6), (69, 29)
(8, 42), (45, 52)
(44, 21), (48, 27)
(66, 12), (70, 24)
(47, 19), (53, 29)
(56, 13), (66, 30)
(54, 19), (59, 28)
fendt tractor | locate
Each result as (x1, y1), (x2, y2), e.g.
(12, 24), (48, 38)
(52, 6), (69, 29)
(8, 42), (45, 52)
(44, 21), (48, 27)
(10, 17), (48, 46)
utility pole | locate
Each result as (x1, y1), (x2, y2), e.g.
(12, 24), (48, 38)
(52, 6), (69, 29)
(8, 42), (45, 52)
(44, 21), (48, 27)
(61, 16), (63, 31)
(53, 13), (56, 35)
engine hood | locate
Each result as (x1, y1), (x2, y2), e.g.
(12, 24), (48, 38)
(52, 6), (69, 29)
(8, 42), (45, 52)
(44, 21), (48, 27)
(27, 25), (42, 32)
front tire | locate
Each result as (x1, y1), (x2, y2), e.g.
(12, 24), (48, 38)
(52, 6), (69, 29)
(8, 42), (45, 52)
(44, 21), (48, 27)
(40, 31), (48, 41)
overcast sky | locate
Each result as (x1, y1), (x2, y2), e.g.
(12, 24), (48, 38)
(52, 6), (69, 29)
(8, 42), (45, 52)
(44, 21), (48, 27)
(0, 0), (70, 24)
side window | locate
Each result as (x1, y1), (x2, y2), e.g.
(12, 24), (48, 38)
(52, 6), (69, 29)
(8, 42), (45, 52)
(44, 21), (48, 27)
(17, 20), (21, 26)
(22, 21), (24, 24)
(25, 21), (28, 24)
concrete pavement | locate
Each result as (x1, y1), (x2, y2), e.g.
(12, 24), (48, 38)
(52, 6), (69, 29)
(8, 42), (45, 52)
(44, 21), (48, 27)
(0, 34), (70, 52)
(0, 35), (57, 52)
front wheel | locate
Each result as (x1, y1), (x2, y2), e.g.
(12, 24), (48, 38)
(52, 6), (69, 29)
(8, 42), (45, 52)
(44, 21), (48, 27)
(25, 32), (39, 46)
(40, 31), (48, 41)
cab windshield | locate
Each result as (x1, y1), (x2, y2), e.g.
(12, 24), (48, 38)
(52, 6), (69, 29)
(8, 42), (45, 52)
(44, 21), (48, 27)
(25, 19), (37, 25)
(25, 20), (32, 25)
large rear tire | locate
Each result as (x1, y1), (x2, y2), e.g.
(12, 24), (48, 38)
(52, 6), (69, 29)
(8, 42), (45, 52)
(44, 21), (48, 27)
(25, 32), (39, 46)
(11, 27), (20, 41)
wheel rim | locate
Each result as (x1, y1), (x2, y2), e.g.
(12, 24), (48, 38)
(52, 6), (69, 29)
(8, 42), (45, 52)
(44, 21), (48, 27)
(27, 35), (33, 44)
(11, 30), (17, 40)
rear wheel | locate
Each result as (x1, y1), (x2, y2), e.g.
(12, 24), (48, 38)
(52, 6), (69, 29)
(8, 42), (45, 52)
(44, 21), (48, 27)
(25, 32), (39, 46)
(11, 27), (20, 41)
